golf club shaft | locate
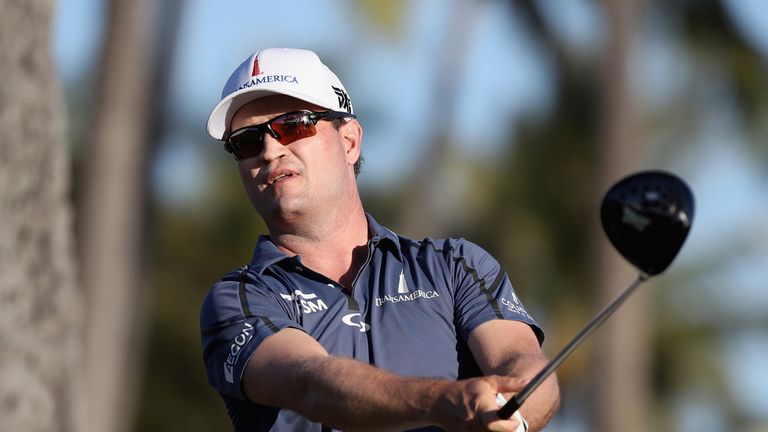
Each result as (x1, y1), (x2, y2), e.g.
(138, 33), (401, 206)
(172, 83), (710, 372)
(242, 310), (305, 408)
(498, 273), (649, 419)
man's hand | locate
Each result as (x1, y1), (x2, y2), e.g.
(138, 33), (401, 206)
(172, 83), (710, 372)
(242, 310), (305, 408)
(468, 320), (561, 431)
(430, 375), (527, 431)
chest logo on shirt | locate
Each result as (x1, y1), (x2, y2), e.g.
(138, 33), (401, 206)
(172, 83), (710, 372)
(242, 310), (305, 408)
(342, 313), (370, 332)
(280, 290), (329, 314)
(375, 270), (440, 307)
(397, 270), (409, 293)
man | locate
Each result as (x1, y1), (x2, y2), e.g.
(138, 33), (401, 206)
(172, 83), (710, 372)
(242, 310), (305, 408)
(200, 48), (560, 431)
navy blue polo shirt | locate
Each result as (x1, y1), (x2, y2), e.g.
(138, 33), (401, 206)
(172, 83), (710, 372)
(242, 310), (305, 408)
(200, 214), (543, 431)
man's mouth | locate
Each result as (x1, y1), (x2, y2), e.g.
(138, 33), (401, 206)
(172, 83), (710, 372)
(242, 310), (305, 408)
(267, 170), (297, 186)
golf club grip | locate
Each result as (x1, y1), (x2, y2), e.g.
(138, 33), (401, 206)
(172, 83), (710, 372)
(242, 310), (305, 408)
(497, 274), (648, 419)
(496, 356), (556, 419)
(497, 396), (521, 419)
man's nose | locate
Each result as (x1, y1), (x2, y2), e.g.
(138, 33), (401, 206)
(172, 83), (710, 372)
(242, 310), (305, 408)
(260, 133), (287, 162)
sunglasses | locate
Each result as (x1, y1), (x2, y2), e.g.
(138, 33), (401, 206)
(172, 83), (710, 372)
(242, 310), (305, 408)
(223, 110), (356, 161)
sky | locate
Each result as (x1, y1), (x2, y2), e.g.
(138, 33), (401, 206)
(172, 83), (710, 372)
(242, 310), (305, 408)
(53, 0), (768, 430)
(53, 0), (554, 189)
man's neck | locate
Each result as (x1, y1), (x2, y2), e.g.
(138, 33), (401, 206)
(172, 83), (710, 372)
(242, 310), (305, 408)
(268, 205), (369, 291)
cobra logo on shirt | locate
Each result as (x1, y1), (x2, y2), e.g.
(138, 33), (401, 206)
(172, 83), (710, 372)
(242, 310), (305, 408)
(342, 313), (370, 332)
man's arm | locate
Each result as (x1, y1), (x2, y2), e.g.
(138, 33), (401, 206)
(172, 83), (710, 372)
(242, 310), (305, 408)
(243, 327), (528, 431)
(468, 320), (561, 431)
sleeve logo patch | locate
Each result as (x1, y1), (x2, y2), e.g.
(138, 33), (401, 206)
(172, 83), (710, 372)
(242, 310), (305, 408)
(224, 322), (254, 384)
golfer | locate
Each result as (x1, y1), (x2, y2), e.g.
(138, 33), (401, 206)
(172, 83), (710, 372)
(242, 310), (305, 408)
(200, 48), (560, 431)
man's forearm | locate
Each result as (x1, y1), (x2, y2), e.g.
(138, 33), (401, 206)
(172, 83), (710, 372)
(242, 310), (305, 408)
(244, 328), (529, 431)
(289, 356), (446, 431)
(501, 353), (560, 431)
(246, 353), (525, 431)
(243, 330), (441, 430)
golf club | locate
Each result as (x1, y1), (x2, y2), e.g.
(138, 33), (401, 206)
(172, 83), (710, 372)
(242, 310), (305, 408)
(498, 170), (694, 419)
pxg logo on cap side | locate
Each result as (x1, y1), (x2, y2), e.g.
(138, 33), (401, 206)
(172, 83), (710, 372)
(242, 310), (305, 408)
(332, 86), (352, 113)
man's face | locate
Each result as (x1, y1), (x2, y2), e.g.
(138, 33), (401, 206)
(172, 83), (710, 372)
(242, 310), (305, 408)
(229, 95), (360, 224)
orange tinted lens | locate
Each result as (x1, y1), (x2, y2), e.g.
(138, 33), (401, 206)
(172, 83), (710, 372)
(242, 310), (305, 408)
(271, 114), (317, 144)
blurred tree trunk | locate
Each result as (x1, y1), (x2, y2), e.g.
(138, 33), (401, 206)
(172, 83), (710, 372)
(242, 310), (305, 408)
(398, 0), (482, 235)
(0, 1), (85, 431)
(594, 0), (651, 431)
(78, 0), (154, 431)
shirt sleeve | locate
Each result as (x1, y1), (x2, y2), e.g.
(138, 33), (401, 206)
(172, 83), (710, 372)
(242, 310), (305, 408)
(448, 239), (545, 345)
(199, 268), (304, 400)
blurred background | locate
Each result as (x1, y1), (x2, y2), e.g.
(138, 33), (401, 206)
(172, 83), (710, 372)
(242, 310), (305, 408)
(1, 0), (767, 431)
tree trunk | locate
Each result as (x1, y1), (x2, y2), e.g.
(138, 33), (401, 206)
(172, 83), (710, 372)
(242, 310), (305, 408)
(0, 1), (84, 431)
(594, 0), (651, 431)
(78, 0), (153, 431)
(398, 0), (482, 236)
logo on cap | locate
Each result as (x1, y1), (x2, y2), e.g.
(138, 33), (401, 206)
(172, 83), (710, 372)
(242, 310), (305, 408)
(333, 86), (352, 113)
(251, 56), (261, 76)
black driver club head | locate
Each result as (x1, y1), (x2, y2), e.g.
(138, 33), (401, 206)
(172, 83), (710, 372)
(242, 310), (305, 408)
(600, 170), (695, 276)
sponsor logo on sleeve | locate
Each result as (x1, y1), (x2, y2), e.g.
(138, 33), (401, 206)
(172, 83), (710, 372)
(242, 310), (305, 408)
(224, 322), (254, 384)
(501, 291), (532, 319)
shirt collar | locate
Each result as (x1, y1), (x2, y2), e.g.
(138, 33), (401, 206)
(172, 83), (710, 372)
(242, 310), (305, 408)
(248, 235), (294, 274)
(365, 213), (402, 260)
(249, 213), (402, 274)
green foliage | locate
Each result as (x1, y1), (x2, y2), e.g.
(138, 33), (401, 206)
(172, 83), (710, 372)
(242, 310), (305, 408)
(135, 154), (266, 431)
(354, 0), (406, 37)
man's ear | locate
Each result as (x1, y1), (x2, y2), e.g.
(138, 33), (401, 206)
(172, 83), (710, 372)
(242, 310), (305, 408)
(340, 120), (363, 166)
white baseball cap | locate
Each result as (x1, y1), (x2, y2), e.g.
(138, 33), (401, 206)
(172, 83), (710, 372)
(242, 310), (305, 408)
(206, 48), (354, 140)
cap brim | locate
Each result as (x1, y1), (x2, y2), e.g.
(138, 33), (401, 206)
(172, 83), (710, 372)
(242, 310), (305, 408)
(206, 85), (337, 140)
